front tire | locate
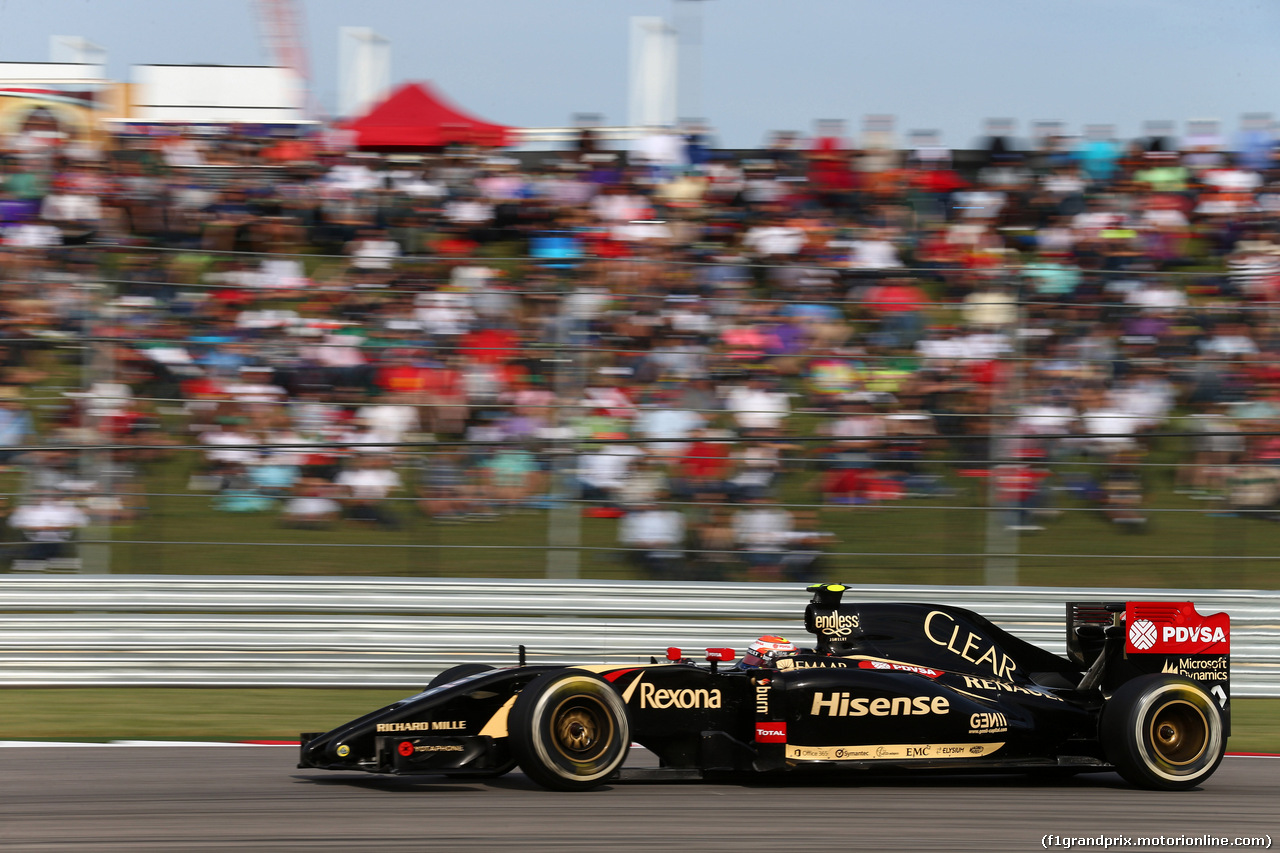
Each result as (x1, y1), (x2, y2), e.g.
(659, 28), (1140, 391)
(1101, 674), (1225, 790)
(509, 670), (630, 791)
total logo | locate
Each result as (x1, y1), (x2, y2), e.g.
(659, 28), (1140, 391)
(755, 723), (787, 743)
(1125, 603), (1230, 654)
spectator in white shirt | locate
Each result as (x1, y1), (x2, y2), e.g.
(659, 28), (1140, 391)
(9, 494), (89, 564)
(335, 455), (403, 529)
(725, 374), (790, 434)
(732, 498), (794, 578)
(619, 499), (686, 578)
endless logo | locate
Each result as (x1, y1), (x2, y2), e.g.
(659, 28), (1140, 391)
(814, 612), (860, 638)
(811, 692), (950, 717)
(638, 683), (722, 709)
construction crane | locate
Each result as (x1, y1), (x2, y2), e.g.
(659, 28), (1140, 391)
(253, 0), (311, 117)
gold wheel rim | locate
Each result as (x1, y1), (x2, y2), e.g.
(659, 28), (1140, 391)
(551, 696), (611, 762)
(1149, 699), (1209, 766)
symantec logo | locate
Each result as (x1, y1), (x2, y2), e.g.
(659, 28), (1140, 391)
(1125, 602), (1230, 655)
(755, 723), (787, 743)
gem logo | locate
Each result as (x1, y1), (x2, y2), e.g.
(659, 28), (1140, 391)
(1129, 619), (1157, 650)
(858, 661), (942, 678)
(755, 723), (787, 743)
(969, 711), (1008, 734)
(335, 744), (350, 757)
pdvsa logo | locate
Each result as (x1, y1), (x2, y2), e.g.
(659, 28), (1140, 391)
(858, 661), (943, 678)
(1162, 625), (1227, 644)
(1125, 602), (1231, 654)
(1128, 619), (1158, 650)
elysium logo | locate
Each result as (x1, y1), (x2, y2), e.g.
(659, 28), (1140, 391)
(1129, 619), (1157, 650)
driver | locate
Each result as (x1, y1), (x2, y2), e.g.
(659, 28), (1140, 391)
(737, 634), (798, 670)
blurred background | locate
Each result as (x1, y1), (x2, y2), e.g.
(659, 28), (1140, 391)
(2, 0), (1280, 591)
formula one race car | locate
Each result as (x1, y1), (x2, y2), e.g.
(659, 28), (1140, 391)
(298, 584), (1231, 791)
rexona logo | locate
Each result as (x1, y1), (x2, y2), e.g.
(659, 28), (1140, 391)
(811, 692), (950, 717)
(969, 711), (1008, 735)
(814, 612), (860, 638)
(858, 661), (943, 678)
(755, 723), (787, 743)
(638, 683), (722, 709)
(1124, 602), (1230, 654)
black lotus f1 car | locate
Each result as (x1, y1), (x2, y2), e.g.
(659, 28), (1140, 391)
(298, 584), (1231, 791)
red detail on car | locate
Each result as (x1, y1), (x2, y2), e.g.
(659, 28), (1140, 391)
(857, 660), (943, 678)
(755, 723), (787, 743)
(1124, 602), (1230, 654)
(602, 668), (638, 683)
(706, 648), (735, 662)
(397, 741), (415, 757)
(666, 647), (683, 661)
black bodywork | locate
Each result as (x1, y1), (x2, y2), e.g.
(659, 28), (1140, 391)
(298, 585), (1231, 787)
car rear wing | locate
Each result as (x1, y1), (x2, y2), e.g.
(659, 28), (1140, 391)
(1067, 600), (1231, 731)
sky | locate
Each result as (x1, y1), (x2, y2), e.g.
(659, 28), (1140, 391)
(1, 0), (1279, 148)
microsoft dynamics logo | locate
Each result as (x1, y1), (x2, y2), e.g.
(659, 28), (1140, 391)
(1129, 619), (1158, 650)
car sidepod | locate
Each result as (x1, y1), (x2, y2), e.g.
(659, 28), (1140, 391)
(766, 659), (1099, 768)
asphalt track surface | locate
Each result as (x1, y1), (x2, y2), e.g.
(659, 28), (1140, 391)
(1, 747), (1275, 852)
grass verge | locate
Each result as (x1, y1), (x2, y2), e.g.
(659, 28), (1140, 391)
(1, 689), (1276, 752)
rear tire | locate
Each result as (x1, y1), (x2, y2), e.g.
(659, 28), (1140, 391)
(1101, 674), (1225, 790)
(509, 670), (630, 791)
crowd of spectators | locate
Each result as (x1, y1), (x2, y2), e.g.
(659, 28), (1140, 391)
(6, 115), (1280, 575)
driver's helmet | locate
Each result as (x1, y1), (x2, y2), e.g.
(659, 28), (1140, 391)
(738, 635), (798, 669)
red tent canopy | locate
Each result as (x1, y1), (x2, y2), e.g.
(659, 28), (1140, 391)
(341, 82), (512, 149)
